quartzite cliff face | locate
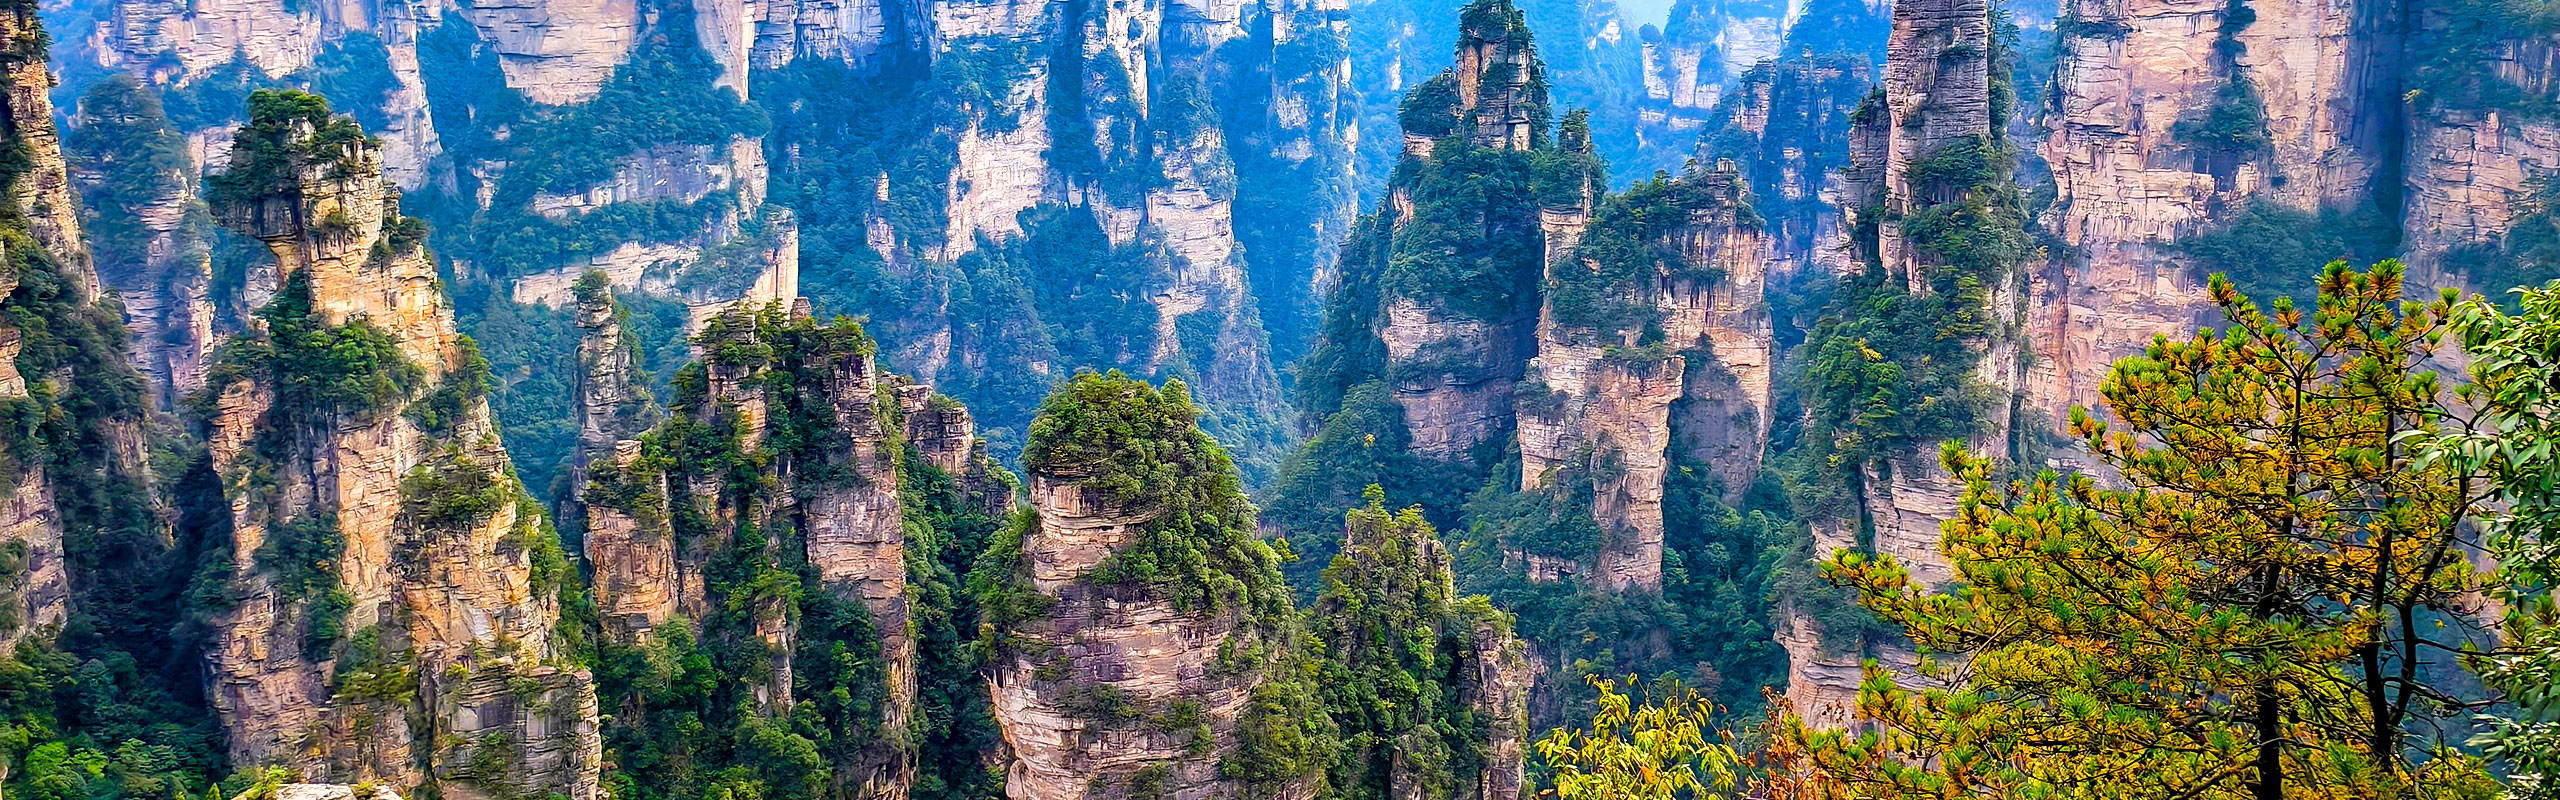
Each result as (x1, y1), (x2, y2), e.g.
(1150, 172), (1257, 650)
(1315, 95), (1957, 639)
(1517, 162), (1771, 592)
(981, 374), (1324, 800)
(0, 4), (156, 652)
(68, 0), (1355, 483)
(577, 297), (953, 800)
(1777, 0), (2029, 728)
(195, 94), (601, 799)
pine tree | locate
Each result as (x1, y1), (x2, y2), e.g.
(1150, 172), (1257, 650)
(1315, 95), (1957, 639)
(1534, 675), (1737, 800)
(1784, 261), (2501, 799)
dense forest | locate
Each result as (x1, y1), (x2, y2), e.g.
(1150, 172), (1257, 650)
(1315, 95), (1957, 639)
(0, 0), (2546, 797)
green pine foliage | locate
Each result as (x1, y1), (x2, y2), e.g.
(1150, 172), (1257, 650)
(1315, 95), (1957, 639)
(207, 270), (422, 425)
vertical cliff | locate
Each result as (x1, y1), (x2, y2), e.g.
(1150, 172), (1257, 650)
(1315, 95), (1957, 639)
(2031, 0), (2228, 423)
(0, 1), (160, 653)
(2028, 0), (2396, 427)
(1633, 0), (1799, 164)
(68, 76), (221, 411)
(976, 373), (1330, 800)
(576, 299), (932, 800)
(1298, 0), (1575, 468)
(1695, 53), (1871, 283)
(2399, 3), (2560, 294)
(193, 90), (600, 799)
(66, 0), (1358, 493)
(1309, 490), (1531, 800)
(2026, 0), (2559, 430)
(1271, 0), (1793, 726)
(1514, 162), (1769, 592)
(749, 0), (1358, 480)
(74, 0), (798, 505)
(1778, 0), (2030, 727)
(569, 270), (655, 507)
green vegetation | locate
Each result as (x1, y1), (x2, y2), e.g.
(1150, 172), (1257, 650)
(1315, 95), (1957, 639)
(2438, 283), (2560, 794)
(399, 449), (511, 531)
(591, 306), (1008, 800)
(2180, 200), (2399, 306)
(1376, 136), (1591, 323)
(417, 0), (765, 230)
(1549, 170), (1744, 336)
(1279, 0), (1798, 732)
(1787, 263), (2501, 798)
(0, 92), (222, 788)
(1447, 459), (1793, 718)
(66, 76), (204, 303)
(897, 441), (1014, 800)
(1220, 13), (1356, 366)
(406, 335), (493, 435)
(975, 373), (1336, 792)
(203, 90), (375, 212)
(209, 270), (422, 423)
(2408, 0), (2560, 118)
(2171, 0), (2271, 164)
(1536, 676), (1737, 800)
(1014, 373), (1291, 615)
(1311, 489), (1515, 800)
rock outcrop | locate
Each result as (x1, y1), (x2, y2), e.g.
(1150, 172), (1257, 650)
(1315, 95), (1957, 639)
(1340, 0), (1566, 463)
(2028, 0), (2556, 429)
(577, 297), (981, 800)
(1699, 54), (1871, 282)
(1635, 0), (1799, 160)
(1516, 163), (1771, 592)
(0, 6), (147, 650)
(195, 92), (601, 800)
(982, 373), (1324, 800)
(1308, 493), (1532, 800)
(2397, 12), (2560, 291)
(2032, 0), (2267, 426)
(1781, 0), (2026, 729)
(69, 78), (222, 412)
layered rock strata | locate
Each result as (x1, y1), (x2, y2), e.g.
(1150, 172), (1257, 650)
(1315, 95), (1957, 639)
(982, 374), (1322, 800)
(578, 299), (952, 800)
(1635, 0), (1798, 159)
(1782, 0), (2023, 728)
(0, 6), (139, 649)
(2032, 0), (2270, 425)
(1365, 0), (1558, 462)
(1700, 54), (1871, 282)
(197, 96), (600, 799)
(1516, 163), (1771, 592)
